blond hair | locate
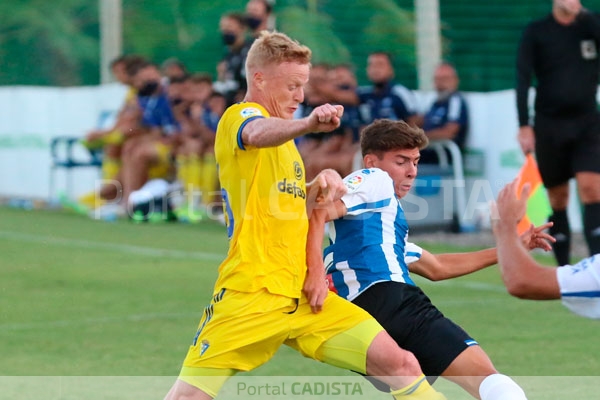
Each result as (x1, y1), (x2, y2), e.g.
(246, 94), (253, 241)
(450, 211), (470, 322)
(245, 31), (312, 72)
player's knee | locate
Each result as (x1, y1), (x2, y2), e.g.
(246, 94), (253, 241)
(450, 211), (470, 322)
(121, 138), (137, 156)
(390, 348), (422, 377)
(133, 146), (158, 165)
(100, 181), (120, 201)
(579, 184), (600, 203)
(548, 190), (569, 210)
(367, 332), (422, 377)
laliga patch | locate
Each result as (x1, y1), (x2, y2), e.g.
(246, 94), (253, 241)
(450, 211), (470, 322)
(240, 107), (262, 118)
(344, 174), (363, 192)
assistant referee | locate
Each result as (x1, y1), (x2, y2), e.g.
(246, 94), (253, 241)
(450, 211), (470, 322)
(516, 0), (600, 265)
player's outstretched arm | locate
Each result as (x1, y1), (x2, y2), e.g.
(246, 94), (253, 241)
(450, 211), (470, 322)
(241, 104), (344, 148)
(408, 222), (554, 281)
(492, 181), (561, 299)
(408, 248), (498, 281)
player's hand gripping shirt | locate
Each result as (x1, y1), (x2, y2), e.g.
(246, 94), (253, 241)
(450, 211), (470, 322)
(557, 254), (600, 319)
(214, 102), (308, 298)
(324, 168), (422, 300)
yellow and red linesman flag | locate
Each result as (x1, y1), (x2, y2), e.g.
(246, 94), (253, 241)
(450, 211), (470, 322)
(515, 153), (551, 234)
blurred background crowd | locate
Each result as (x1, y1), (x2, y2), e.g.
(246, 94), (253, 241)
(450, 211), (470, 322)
(62, 0), (469, 223)
(5, 0), (591, 232)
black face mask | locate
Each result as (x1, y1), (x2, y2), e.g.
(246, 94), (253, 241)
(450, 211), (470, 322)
(222, 32), (237, 46)
(373, 81), (387, 90)
(246, 16), (262, 30)
(138, 81), (160, 97)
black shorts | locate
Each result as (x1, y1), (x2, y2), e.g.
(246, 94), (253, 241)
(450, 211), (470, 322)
(352, 281), (477, 380)
(534, 112), (600, 188)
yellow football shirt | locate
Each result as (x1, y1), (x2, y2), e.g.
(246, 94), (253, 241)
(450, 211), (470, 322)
(214, 102), (308, 298)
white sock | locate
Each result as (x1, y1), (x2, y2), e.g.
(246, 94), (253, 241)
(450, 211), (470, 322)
(479, 374), (527, 400)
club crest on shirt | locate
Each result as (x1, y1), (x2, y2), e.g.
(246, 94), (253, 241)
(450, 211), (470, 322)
(200, 339), (210, 356)
(581, 40), (597, 60)
(294, 161), (303, 180)
(240, 107), (262, 118)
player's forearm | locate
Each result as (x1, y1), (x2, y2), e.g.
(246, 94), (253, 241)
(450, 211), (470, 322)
(197, 123), (216, 144)
(425, 123), (460, 141)
(242, 117), (311, 148)
(493, 223), (556, 299)
(495, 224), (528, 281)
(306, 208), (328, 274)
(432, 248), (498, 279)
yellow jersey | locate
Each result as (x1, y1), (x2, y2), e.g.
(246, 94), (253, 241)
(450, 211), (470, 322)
(214, 102), (308, 298)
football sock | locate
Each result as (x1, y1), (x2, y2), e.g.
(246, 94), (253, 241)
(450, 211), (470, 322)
(175, 154), (205, 222)
(583, 202), (600, 256)
(390, 375), (446, 399)
(103, 129), (124, 145)
(479, 374), (527, 400)
(200, 153), (218, 206)
(101, 156), (121, 181)
(549, 209), (570, 265)
(188, 154), (202, 195)
(77, 191), (105, 210)
(177, 154), (202, 195)
(176, 154), (189, 190)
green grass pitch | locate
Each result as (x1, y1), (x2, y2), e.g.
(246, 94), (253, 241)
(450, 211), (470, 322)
(0, 206), (598, 399)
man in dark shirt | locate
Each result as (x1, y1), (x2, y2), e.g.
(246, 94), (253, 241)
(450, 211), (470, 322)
(419, 62), (469, 164)
(357, 52), (418, 126)
(516, 0), (600, 265)
(245, 0), (274, 38)
(219, 12), (254, 105)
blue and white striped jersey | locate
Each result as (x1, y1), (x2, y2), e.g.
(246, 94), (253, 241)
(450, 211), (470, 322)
(324, 168), (423, 301)
(557, 254), (600, 319)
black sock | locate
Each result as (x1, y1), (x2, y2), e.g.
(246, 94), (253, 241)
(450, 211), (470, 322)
(583, 202), (600, 256)
(549, 210), (570, 265)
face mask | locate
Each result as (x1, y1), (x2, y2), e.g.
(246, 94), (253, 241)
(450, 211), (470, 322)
(374, 81), (387, 90)
(222, 32), (237, 46)
(246, 16), (263, 30)
(138, 81), (159, 97)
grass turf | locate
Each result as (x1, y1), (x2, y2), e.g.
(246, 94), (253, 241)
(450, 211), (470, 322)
(0, 206), (598, 398)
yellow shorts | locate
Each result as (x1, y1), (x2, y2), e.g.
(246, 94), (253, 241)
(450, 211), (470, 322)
(147, 142), (173, 179)
(180, 288), (382, 374)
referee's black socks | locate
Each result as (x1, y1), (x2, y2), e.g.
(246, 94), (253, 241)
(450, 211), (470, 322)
(549, 210), (570, 265)
(584, 202), (600, 258)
